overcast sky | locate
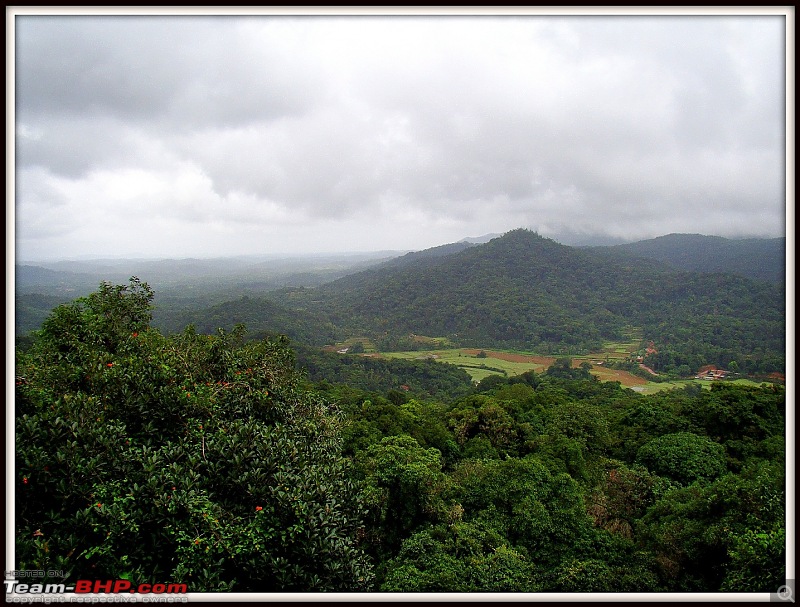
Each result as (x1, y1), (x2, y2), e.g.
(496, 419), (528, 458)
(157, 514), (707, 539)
(10, 8), (789, 261)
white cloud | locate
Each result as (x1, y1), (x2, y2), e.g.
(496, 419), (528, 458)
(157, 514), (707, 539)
(12, 10), (787, 260)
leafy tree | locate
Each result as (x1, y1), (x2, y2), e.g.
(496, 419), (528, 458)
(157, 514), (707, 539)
(586, 461), (673, 540)
(450, 456), (596, 567)
(689, 383), (784, 447)
(636, 432), (727, 485)
(15, 279), (374, 592)
(545, 399), (610, 455)
(547, 550), (661, 593)
(356, 435), (450, 559)
(721, 528), (786, 592)
(613, 400), (691, 462)
(381, 521), (539, 592)
(637, 459), (785, 591)
(446, 396), (518, 458)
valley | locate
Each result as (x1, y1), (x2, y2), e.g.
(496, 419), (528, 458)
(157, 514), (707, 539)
(13, 12), (788, 596)
(334, 341), (771, 395)
(16, 230), (787, 382)
(13, 230), (788, 594)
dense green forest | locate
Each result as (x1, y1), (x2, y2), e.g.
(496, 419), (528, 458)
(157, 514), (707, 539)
(16, 230), (786, 378)
(271, 230), (785, 374)
(600, 233), (786, 285)
(294, 345), (475, 401)
(14, 279), (787, 594)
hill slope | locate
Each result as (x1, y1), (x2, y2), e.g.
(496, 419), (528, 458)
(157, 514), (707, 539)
(152, 294), (340, 346)
(17, 230), (786, 376)
(600, 233), (786, 284)
(282, 229), (784, 373)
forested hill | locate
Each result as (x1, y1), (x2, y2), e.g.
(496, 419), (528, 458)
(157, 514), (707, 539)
(14, 277), (787, 593)
(16, 230), (786, 374)
(151, 294), (340, 346)
(379, 241), (477, 269)
(278, 229), (784, 371)
(597, 233), (786, 284)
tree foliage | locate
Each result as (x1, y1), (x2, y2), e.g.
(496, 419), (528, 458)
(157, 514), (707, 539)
(15, 279), (373, 592)
(15, 278), (787, 594)
(636, 432), (727, 485)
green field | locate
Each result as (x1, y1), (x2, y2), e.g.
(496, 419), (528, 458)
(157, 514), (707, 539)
(330, 330), (771, 394)
(381, 348), (548, 383)
(379, 347), (657, 388)
(630, 377), (769, 395)
(377, 342), (768, 394)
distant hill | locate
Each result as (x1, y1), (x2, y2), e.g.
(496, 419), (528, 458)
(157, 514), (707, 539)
(19, 252), (401, 292)
(15, 230), (786, 376)
(598, 234), (786, 284)
(16, 265), (101, 293)
(14, 252), (404, 335)
(279, 229), (784, 373)
(152, 294), (340, 346)
(15, 293), (74, 338)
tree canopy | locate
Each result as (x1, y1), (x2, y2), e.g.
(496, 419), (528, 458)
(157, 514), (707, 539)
(15, 278), (373, 591)
(14, 279), (786, 594)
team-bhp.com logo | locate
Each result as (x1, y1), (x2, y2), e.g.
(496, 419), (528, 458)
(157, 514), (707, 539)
(5, 573), (188, 602)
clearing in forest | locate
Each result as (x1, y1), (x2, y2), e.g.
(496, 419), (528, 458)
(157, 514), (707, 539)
(382, 347), (649, 387)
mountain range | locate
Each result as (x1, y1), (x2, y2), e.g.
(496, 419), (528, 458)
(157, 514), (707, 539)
(597, 233), (786, 284)
(277, 230), (783, 361)
(15, 230), (787, 376)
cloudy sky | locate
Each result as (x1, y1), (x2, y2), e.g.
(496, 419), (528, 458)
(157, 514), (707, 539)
(11, 8), (789, 261)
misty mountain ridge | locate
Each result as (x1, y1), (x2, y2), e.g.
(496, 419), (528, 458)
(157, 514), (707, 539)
(271, 229), (783, 367)
(16, 229), (786, 378)
(598, 233), (786, 284)
(458, 233), (504, 244)
(16, 230), (785, 286)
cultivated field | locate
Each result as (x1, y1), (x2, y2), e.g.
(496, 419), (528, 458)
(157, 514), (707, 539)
(331, 331), (768, 393)
(380, 347), (651, 387)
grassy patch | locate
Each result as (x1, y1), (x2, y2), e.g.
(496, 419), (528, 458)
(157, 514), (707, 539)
(324, 337), (377, 353)
(408, 334), (454, 348)
(629, 377), (768, 395)
(380, 348), (649, 387)
(629, 380), (710, 395)
(368, 330), (763, 393)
